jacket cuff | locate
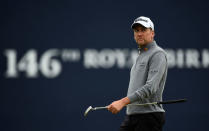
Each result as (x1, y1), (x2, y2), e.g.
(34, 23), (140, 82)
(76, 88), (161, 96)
(127, 93), (139, 103)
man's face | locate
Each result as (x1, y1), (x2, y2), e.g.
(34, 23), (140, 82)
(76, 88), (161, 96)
(133, 24), (155, 46)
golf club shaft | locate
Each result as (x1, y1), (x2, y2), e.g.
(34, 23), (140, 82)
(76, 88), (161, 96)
(93, 102), (157, 109)
(129, 99), (187, 106)
(157, 99), (186, 104)
(93, 99), (187, 110)
(94, 106), (108, 110)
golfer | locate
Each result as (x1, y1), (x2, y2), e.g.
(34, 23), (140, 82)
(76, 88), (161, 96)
(107, 16), (168, 131)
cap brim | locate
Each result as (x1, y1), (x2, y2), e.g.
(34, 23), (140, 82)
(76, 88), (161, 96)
(131, 21), (151, 29)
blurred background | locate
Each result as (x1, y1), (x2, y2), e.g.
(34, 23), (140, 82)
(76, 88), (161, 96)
(1, 0), (209, 131)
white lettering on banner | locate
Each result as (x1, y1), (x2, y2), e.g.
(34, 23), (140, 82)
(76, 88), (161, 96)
(39, 49), (62, 78)
(4, 49), (81, 78)
(98, 49), (115, 68)
(4, 49), (18, 77)
(83, 49), (99, 68)
(202, 49), (209, 68)
(165, 49), (176, 68)
(113, 49), (127, 68)
(83, 49), (138, 69)
(3, 48), (209, 78)
(61, 49), (80, 62)
(165, 49), (209, 69)
(176, 49), (184, 68)
(18, 49), (38, 78)
(186, 49), (200, 68)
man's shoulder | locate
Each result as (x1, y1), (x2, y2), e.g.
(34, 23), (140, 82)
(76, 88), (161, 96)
(151, 45), (167, 59)
(151, 44), (166, 54)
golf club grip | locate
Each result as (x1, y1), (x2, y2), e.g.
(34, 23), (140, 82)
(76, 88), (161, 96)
(157, 99), (187, 104)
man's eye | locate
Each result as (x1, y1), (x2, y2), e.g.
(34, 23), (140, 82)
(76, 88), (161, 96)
(142, 29), (146, 32)
(134, 29), (146, 32)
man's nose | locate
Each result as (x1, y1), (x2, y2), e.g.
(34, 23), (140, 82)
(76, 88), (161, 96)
(137, 31), (142, 36)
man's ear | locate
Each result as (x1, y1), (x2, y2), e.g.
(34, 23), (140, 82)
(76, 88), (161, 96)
(152, 31), (155, 38)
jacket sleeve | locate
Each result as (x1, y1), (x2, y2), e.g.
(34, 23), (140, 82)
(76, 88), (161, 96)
(127, 51), (167, 103)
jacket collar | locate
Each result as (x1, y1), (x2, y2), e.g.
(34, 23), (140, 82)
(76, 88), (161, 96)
(138, 41), (156, 52)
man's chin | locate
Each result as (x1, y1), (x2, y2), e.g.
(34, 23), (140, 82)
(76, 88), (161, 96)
(137, 41), (145, 46)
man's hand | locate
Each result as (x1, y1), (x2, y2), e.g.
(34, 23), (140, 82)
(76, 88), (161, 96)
(107, 97), (130, 114)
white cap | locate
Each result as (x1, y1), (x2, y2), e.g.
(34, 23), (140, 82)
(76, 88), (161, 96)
(131, 16), (154, 30)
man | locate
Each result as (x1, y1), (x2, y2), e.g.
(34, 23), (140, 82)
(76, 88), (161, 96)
(107, 16), (168, 131)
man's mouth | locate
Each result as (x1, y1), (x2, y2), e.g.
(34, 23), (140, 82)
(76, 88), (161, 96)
(137, 38), (143, 41)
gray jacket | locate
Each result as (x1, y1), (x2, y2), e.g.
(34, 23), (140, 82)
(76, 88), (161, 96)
(127, 41), (168, 115)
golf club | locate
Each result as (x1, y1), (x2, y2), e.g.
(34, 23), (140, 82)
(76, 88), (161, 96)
(84, 99), (187, 117)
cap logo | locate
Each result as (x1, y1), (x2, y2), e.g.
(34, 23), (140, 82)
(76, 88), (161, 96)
(134, 18), (148, 23)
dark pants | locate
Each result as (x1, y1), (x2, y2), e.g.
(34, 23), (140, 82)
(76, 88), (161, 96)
(119, 112), (165, 131)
